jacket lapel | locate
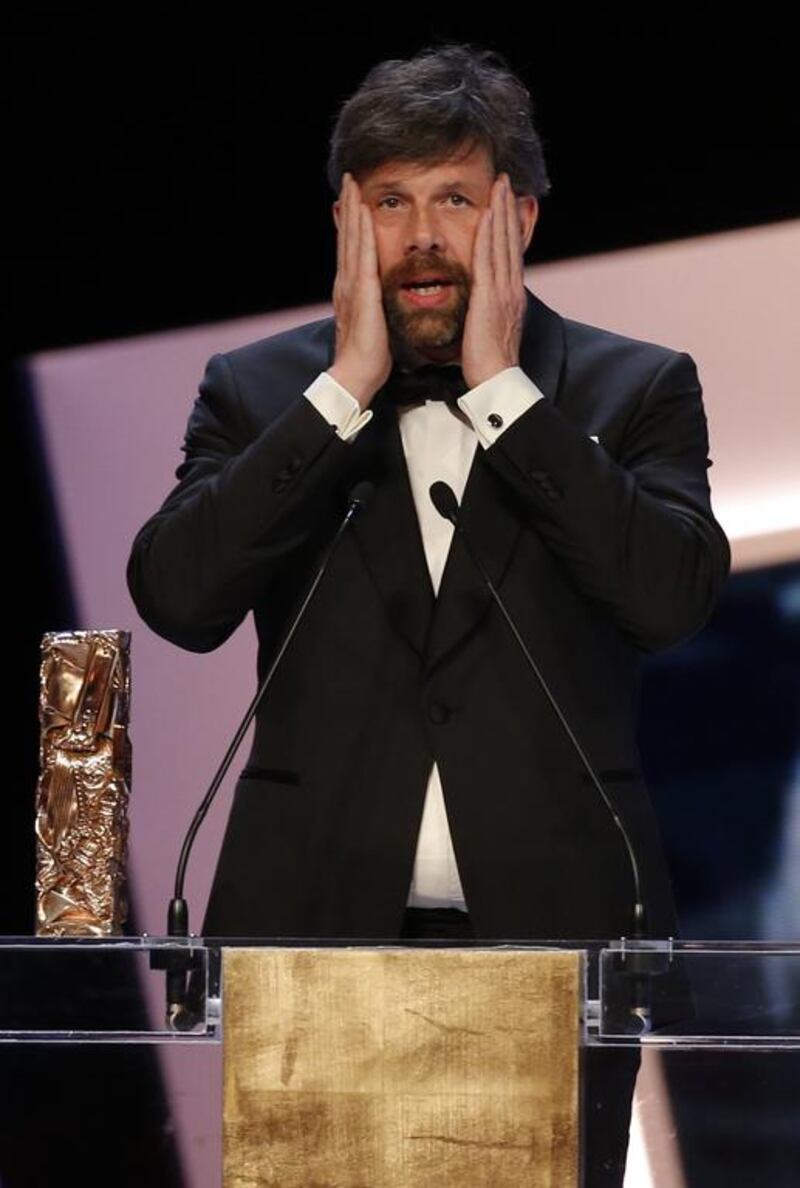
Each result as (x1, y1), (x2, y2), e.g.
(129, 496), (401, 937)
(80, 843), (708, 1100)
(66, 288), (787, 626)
(423, 288), (567, 673)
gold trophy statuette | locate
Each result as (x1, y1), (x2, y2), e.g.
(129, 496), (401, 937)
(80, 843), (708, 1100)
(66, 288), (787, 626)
(35, 630), (132, 936)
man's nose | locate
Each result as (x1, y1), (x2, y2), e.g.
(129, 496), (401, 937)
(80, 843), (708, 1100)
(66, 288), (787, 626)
(405, 208), (443, 253)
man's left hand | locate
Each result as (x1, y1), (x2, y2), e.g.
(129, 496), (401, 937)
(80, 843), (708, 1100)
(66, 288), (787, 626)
(461, 173), (527, 390)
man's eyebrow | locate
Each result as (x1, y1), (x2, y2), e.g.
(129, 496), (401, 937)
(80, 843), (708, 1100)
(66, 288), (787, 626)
(364, 177), (483, 197)
(362, 180), (407, 196)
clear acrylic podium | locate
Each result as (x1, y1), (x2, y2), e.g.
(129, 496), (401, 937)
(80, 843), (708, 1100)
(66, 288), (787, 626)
(1, 936), (798, 1186)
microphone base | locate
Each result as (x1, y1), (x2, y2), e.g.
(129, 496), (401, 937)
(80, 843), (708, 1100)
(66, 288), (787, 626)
(149, 944), (206, 1032)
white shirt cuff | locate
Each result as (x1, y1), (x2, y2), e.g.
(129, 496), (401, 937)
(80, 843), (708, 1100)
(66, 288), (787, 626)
(304, 372), (373, 442)
(457, 366), (544, 449)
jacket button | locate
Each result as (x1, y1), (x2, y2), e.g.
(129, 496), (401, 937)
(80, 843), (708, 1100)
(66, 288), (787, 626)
(529, 469), (561, 500)
(287, 457), (303, 475)
(428, 701), (451, 725)
(271, 477), (289, 493)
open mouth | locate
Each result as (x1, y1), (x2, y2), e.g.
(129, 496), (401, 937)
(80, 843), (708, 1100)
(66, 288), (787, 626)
(400, 278), (454, 296)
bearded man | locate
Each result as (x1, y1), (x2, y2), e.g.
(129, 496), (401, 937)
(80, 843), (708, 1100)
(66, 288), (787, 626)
(127, 43), (730, 1186)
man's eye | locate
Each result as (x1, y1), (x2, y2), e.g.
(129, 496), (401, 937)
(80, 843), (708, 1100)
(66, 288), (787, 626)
(447, 193), (469, 206)
(378, 196), (401, 209)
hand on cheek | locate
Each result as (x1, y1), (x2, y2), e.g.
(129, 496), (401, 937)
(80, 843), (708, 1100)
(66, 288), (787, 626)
(329, 172), (392, 408)
(461, 173), (527, 390)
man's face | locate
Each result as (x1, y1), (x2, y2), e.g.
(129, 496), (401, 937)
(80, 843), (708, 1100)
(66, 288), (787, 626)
(349, 143), (505, 362)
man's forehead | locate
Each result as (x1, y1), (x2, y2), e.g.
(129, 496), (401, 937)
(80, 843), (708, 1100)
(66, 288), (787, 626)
(358, 144), (495, 192)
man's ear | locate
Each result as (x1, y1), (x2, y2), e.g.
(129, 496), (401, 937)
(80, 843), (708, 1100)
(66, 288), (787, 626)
(518, 195), (538, 253)
(332, 199), (341, 233)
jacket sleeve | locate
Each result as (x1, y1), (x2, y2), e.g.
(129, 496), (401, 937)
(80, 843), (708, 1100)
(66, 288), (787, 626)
(126, 351), (352, 653)
(482, 350), (731, 651)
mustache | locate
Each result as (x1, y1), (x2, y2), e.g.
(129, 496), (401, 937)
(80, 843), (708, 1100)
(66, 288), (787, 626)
(383, 256), (471, 289)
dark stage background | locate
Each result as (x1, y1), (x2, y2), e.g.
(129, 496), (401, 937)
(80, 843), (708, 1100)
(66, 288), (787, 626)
(3, 6), (799, 1187)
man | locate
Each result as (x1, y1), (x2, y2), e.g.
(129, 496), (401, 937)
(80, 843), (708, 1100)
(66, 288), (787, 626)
(127, 44), (729, 1183)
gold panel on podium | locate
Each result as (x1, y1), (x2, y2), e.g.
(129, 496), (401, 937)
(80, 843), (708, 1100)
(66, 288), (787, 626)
(223, 946), (581, 1187)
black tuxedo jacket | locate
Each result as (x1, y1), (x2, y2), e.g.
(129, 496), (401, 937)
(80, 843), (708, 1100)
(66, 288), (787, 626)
(127, 289), (730, 941)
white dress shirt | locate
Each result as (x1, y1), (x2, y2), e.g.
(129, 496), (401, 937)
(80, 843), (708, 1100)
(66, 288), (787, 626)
(303, 364), (544, 909)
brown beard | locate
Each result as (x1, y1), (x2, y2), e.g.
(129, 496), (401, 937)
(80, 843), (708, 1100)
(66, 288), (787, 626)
(381, 255), (471, 361)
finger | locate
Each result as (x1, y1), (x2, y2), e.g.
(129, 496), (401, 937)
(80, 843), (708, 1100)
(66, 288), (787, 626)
(505, 176), (523, 282)
(359, 203), (379, 282)
(337, 173), (352, 274)
(344, 174), (361, 279)
(335, 173), (348, 274)
(472, 203), (493, 288)
(491, 174), (510, 290)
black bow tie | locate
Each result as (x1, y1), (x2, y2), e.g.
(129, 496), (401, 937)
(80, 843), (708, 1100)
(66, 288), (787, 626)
(383, 363), (468, 407)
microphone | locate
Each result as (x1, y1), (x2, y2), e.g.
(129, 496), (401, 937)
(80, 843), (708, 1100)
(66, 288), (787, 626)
(160, 481), (374, 1029)
(429, 480), (653, 1027)
(429, 481), (459, 523)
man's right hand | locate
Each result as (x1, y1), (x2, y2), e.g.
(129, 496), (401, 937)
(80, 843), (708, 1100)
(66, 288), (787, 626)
(328, 172), (392, 409)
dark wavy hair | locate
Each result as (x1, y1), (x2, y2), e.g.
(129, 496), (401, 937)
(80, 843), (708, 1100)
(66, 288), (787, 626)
(327, 44), (551, 200)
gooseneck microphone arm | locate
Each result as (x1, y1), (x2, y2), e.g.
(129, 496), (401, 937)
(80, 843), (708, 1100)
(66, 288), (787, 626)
(169, 480), (374, 930)
(162, 481), (374, 1027)
(428, 480), (646, 940)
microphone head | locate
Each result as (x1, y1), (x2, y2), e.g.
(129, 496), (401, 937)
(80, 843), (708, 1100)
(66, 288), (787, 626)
(429, 481), (459, 524)
(348, 480), (375, 510)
